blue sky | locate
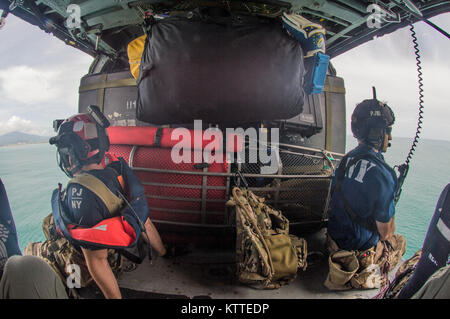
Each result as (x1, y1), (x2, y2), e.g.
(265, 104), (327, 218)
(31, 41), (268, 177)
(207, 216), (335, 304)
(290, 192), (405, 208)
(0, 11), (449, 141)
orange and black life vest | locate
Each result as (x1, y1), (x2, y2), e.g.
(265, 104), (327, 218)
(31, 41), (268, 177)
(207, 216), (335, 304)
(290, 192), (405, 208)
(51, 157), (151, 263)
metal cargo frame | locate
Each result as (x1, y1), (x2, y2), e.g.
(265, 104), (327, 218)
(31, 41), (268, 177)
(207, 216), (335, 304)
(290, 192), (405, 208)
(123, 142), (344, 232)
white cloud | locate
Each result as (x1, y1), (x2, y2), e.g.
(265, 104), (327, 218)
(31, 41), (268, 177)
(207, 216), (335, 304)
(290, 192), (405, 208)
(332, 16), (450, 142)
(0, 115), (52, 136)
(0, 15), (93, 124)
(0, 65), (63, 104)
(0, 59), (91, 125)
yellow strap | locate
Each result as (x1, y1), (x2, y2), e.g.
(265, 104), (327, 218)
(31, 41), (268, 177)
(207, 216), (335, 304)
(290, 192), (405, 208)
(96, 74), (107, 113)
(323, 76), (346, 150)
(68, 174), (123, 215)
(78, 78), (137, 93)
(323, 84), (346, 94)
(325, 77), (332, 151)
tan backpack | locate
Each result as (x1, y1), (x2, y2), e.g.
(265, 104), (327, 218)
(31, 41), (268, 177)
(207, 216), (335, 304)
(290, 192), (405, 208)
(227, 187), (307, 289)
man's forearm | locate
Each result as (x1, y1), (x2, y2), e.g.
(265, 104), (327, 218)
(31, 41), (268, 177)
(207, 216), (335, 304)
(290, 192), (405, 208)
(145, 219), (167, 256)
(376, 217), (396, 241)
(82, 248), (122, 299)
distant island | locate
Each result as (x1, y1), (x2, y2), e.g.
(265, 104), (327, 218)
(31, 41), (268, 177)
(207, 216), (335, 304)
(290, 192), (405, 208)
(0, 131), (50, 147)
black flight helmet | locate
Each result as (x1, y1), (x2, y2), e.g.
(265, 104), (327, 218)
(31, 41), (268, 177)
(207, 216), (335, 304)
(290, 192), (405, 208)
(351, 87), (395, 150)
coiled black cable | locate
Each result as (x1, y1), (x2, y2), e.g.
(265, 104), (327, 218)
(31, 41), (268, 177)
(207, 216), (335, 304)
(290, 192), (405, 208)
(404, 23), (424, 166)
(394, 23), (424, 204)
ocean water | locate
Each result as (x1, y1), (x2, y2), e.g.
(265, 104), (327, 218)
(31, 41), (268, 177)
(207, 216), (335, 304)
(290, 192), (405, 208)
(1, 138), (449, 259)
(0, 143), (69, 250)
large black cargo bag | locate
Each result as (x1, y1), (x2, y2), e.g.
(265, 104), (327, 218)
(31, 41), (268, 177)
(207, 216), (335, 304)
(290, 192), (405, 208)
(137, 16), (305, 125)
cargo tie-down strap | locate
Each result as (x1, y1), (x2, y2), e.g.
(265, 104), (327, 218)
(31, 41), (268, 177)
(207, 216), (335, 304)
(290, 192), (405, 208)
(78, 76), (137, 112)
(323, 76), (346, 151)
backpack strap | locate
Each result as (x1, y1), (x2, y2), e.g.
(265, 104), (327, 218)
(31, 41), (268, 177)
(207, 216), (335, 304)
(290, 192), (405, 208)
(68, 173), (123, 215)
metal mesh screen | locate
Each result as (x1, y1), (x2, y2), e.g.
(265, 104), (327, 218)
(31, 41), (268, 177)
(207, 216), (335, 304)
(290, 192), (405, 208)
(109, 144), (230, 227)
(109, 143), (342, 230)
(231, 144), (341, 228)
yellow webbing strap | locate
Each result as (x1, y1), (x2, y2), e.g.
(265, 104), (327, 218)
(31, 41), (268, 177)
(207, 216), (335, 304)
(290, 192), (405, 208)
(78, 78), (137, 93)
(78, 76), (137, 113)
(68, 173), (123, 215)
(324, 77), (332, 151)
(323, 76), (346, 150)
(323, 83), (346, 94)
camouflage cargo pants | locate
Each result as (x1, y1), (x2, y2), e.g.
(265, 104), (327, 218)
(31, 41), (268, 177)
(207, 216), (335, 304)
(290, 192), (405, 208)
(324, 233), (406, 290)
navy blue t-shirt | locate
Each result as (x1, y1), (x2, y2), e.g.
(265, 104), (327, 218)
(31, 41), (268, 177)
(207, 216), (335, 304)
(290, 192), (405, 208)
(328, 144), (398, 251)
(65, 166), (123, 228)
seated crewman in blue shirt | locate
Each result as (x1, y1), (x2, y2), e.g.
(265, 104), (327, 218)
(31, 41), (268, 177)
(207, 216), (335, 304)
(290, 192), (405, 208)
(327, 94), (406, 276)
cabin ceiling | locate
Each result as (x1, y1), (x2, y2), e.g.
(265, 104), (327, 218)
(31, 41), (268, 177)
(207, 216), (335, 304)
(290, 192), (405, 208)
(1, 0), (449, 61)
